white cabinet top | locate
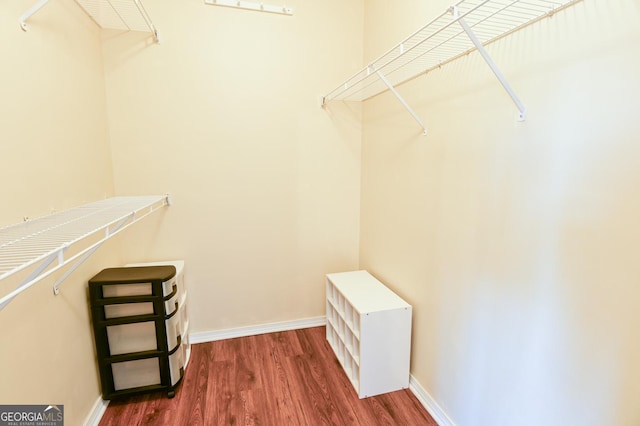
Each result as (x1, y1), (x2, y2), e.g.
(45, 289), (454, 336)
(327, 270), (411, 314)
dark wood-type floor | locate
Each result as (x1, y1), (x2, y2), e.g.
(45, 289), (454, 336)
(99, 326), (437, 425)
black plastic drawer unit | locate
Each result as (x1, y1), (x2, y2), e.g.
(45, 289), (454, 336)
(89, 266), (185, 399)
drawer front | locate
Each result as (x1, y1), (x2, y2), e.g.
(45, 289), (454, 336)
(106, 313), (182, 356)
(165, 312), (181, 352)
(162, 277), (177, 297)
(112, 358), (161, 391)
(102, 282), (152, 297)
(104, 302), (154, 319)
(107, 322), (158, 355)
(164, 284), (180, 316)
(100, 277), (177, 298)
(169, 347), (184, 386)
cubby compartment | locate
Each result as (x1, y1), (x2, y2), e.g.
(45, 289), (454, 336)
(104, 301), (154, 319)
(325, 270), (412, 398)
(345, 304), (354, 329)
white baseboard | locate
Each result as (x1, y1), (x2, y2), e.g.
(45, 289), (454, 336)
(409, 375), (455, 426)
(189, 316), (327, 344)
(84, 397), (109, 426)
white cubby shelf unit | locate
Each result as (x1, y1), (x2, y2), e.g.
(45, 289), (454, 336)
(325, 270), (412, 398)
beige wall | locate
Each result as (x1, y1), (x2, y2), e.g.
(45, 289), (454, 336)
(0, 1), (115, 221)
(0, 1), (118, 425)
(360, 0), (640, 425)
(102, 0), (363, 332)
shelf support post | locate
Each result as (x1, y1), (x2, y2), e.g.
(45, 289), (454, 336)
(20, 0), (50, 31)
(0, 251), (60, 310)
(371, 65), (428, 136)
(451, 6), (526, 121)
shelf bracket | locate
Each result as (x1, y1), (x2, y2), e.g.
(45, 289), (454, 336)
(52, 214), (132, 295)
(20, 0), (50, 31)
(0, 251), (60, 311)
(132, 0), (161, 43)
(451, 6), (527, 121)
(371, 65), (428, 136)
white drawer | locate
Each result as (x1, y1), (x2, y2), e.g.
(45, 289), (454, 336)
(106, 311), (182, 356)
(112, 358), (161, 391)
(101, 276), (177, 298)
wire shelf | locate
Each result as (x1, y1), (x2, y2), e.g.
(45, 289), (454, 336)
(323, 0), (581, 103)
(0, 196), (169, 310)
(20, 0), (159, 42)
(74, 0), (159, 40)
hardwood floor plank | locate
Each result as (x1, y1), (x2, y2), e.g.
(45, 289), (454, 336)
(295, 328), (362, 425)
(299, 327), (375, 426)
(205, 360), (239, 425)
(177, 343), (208, 426)
(256, 336), (304, 425)
(99, 326), (437, 426)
